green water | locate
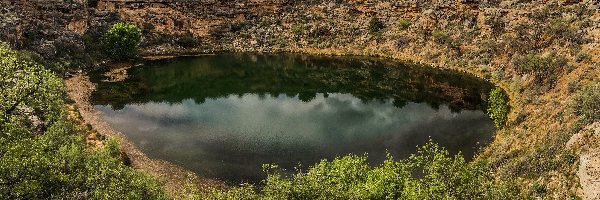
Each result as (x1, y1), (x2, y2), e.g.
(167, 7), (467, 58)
(91, 53), (495, 183)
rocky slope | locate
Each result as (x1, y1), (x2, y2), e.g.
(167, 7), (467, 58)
(1, 0), (599, 198)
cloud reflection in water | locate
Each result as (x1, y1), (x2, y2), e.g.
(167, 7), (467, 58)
(97, 93), (493, 183)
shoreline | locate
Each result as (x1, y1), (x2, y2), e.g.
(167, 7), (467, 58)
(67, 51), (504, 197)
(67, 49), (598, 199)
(65, 74), (226, 198)
(69, 51), (500, 196)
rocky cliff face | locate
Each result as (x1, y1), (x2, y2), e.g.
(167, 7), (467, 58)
(94, 0), (599, 56)
(0, 1), (118, 70)
(2, 0), (598, 67)
(1, 0), (599, 198)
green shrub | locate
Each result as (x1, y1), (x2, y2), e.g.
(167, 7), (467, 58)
(575, 52), (589, 62)
(103, 22), (142, 60)
(0, 121), (167, 199)
(176, 31), (198, 48)
(291, 24), (304, 35)
(545, 17), (586, 45)
(198, 141), (518, 199)
(487, 87), (508, 128)
(571, 82), (600, 123)
(0, 43), (64, 132)
(511, 53), (567, 88)
(484, 14), (505, 37)
(398, 19), (411, 30)
(532, 182), (547, 195)
(432, 30), (451, 45)
(368, 17), (385, 35)
(0, 43), (167, 199)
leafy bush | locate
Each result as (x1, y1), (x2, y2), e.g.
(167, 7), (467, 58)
(291, 24), (304, 35)
(487, 87), (508, 128)
(0, 44), (64, 132)
(198, 142), (517, 199)
(308, 25), (331, 38)
(532, 182), (547, 195)
(432, 30), (451, 45)
(176, 31), (198, 48)
(368, 17), (385, 35)
(398, 19), (411, 30)
(485, 15), (505, 37)
(0, 122), (167, 199)
(544, 17), (586, 45)
(511, 53), (567, 88)
(571, 82), (600, 123)
(0, 43), (167, 199)
(103, 22), (142, 60)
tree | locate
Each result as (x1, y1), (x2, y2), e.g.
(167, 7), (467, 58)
(104, 22), (142, 60)
(0, 43), (64, 136)
(0, 43), (167, 199)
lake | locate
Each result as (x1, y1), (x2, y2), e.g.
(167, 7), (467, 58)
(90, 54), (495, 184)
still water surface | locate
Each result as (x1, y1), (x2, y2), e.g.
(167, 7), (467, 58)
(91, 54), (495, 183)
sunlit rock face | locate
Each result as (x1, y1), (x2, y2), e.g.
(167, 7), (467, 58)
(91, 54), (495, 183)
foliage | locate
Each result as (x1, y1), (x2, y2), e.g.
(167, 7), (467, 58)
(511, 53), (567, 88)
(291, 24), (304, 36)
(487, 87), (508, 128)
(368, 17), (385, 35)
(176, 31), (198, 48)
(103, 22), (142, 60)
(398, 19), (411, 30)
(0, 122), (167, 199)
(571, 82), (600, 123)
(0, 43), (167, 199)
(0, 43), (64, 134)
(532, 182), (547, 195)
(546, 18), (572, 40)
(197, 141), (518, 199)
(432, 30), (451, 45)
(484, 14), (505, 37)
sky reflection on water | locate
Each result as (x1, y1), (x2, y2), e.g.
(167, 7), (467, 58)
(96, 93), (493, 183)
